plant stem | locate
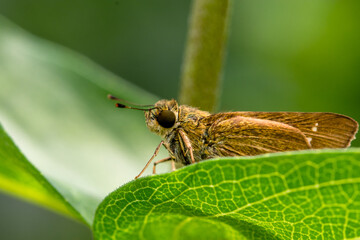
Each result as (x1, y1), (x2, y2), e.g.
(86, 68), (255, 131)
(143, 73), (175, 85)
(179, 0), (231, 112)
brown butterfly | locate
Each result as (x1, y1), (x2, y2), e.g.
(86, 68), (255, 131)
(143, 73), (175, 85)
(109, 95), (358, 179)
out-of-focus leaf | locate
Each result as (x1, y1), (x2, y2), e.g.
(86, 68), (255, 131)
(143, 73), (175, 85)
(0, 16), (166, 224)
(0, 123), (85, 223)
(94, 149), (360, 239)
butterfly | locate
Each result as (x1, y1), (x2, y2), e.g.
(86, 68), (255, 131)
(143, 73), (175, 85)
(109, 95), (358, 179)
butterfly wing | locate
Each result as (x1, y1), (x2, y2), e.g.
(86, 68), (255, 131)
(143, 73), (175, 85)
(203, 115), (311, 157)
(228, 112), (358, 148)
(202, 112), (358, 157)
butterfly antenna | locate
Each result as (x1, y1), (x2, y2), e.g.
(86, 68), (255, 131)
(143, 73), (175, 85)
(108, 94), (154, 107)
(115, 103), (156, 111)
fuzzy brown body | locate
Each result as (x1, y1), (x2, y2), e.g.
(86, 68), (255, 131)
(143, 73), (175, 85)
(144, 99), (358, 167)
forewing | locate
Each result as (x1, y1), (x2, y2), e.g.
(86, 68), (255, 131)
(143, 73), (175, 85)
(205, 116), (311, 157)
(227, 112), (358, 148)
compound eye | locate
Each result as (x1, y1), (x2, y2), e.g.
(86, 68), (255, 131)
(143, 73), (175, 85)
(157, 110), (176, 128)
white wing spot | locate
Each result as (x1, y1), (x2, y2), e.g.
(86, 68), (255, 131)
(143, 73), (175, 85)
(312, 123), (318, 132)
(307, 137), (312, 146)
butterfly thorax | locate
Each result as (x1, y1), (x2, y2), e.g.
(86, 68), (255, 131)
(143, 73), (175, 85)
(145, 99), (211, 164)
(165, 104), (211, 165)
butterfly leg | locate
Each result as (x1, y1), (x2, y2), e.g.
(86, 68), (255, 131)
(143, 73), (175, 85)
(153, 156), (175, 174)
(171, 159), (176, 171)
(135, 141), (164, 179)
(179, 129), (195, 164)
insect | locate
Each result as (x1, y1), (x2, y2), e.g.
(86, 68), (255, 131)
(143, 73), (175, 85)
(108, 94), (358, 179)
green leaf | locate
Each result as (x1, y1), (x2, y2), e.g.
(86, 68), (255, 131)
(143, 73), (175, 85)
(93, 149), (360, 239)
(0, 16), (164, 224)
(0, 123), (85, 223)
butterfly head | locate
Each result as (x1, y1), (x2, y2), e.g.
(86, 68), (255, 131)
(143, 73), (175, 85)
(145, 99), (179, 137)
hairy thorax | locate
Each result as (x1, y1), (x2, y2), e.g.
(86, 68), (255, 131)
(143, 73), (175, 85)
(144, 99), (211, 165)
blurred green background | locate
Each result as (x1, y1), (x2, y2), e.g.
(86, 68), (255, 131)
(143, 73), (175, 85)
(0, 0), (359, 239)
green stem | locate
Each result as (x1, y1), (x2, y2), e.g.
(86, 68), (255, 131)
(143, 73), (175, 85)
(179, 0), (231, 112)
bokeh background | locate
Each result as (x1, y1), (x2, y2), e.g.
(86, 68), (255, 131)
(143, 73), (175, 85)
(0, 0), (359, 239)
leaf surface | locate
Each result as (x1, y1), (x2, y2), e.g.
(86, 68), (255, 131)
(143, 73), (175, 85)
(0, 123), (85, 223)
(0, 16), (163, 224)
(94, 149), (360, 239)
